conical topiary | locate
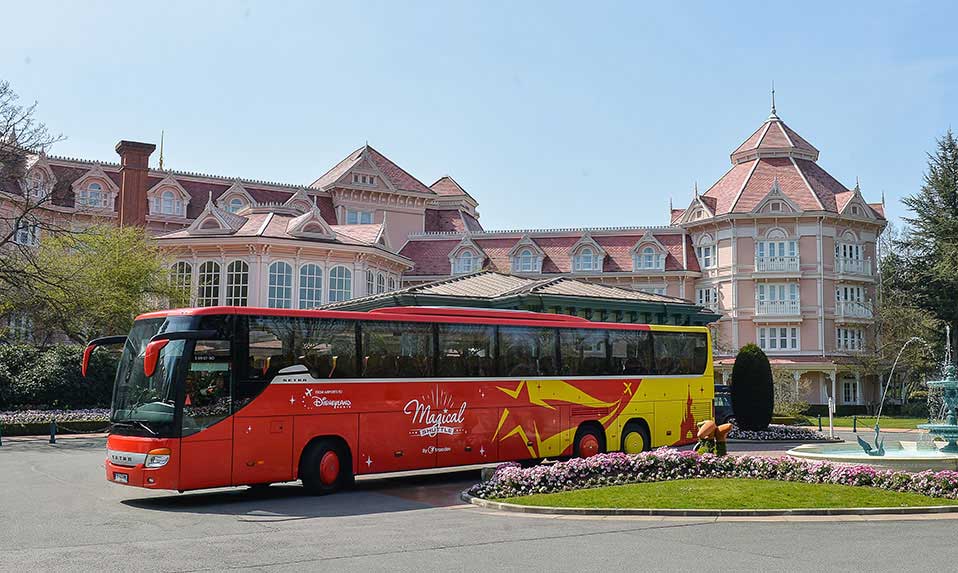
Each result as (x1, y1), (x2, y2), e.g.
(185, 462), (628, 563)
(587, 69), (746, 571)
(730, 343), (773, 431)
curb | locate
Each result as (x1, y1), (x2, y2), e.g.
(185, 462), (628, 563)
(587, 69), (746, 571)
(727, 438), (841, 444)
(460, 491), (958, 517)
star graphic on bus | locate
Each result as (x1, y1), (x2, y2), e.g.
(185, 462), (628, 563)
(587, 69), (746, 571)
(365, 456), (373, 467)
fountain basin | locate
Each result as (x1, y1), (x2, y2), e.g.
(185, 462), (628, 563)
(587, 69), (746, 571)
(787, 440), (958, 472)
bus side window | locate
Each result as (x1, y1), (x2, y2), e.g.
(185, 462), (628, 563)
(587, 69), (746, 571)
(247, 316), (295, 381)
(653, 331), (707, 375)
(183, 339), (232, 435)
(437, 324), (496, 377)
(299, 318), (358, 379)
(609, 330), (652, 375)
(361, 321), (433, 378)
(559, 329), (608, 376)
(499, 326), (557, 377)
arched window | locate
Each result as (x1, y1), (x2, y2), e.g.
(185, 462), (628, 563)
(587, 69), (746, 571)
(170, 261), (193, 302)
(573, 247), (597, 272)
(388, 276), (396, 291)
(85, 182), (103, 208)
(161, 191), (175, 215)
(642, 247), (656, 269)
(196, 261), (221, 307)
(366, 270), (376, 295)
(695, 235), (715, 268)
(515, 248), (535, 272)
(454, 250), (477, 274)
(328, 266), (352, 302)
(377, 273), (386, 294)
(225, 260), (249, 306)
(267, 261), (293, 308)
(299, 264), (324, 308)
(227, 197), (245, 213)
(26, 170), (46, 197)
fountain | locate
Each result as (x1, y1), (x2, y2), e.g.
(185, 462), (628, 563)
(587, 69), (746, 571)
(788, 332), (958, 472)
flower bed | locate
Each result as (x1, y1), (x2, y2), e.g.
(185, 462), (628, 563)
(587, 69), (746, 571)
(728, 423), (830, 441)
(467, 449), (958, 501)
(0, 409), (110, 436)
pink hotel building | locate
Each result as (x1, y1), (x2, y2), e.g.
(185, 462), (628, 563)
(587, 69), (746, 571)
(4, 103), (885, 407)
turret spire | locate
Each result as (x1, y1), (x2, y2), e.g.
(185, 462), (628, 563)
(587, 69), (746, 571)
(159, 130), (165, 171)
(769, 81), (779, 120)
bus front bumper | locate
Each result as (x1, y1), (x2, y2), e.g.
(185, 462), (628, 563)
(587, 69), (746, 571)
(105, 435), (179, 490)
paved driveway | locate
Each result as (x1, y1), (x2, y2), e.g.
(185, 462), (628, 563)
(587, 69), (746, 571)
(2, 435), (958, 572)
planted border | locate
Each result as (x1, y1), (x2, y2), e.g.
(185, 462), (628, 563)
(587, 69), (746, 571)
(0, 409), (110, 436)
(467, 449), (958, 501)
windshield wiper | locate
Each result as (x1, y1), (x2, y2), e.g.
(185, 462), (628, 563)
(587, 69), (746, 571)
(111, 419), (158, 436)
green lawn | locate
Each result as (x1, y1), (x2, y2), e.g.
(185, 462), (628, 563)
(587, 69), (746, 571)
(499, 479), (958, 509)
(800, 416), (929, 430)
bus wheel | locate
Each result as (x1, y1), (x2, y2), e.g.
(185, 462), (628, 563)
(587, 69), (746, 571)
(573, 425), (605, 458)
(621, 422), (651, 454)
(301, 439), (352, 495)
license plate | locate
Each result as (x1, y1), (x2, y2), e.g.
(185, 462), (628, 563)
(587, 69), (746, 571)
(113, 472), (129, 484)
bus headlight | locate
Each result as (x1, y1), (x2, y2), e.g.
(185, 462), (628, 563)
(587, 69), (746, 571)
(144, 448), (171, 468)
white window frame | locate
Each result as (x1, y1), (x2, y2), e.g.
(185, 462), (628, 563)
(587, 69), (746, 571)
(170, 261), (193, 302)
(196, 261), (222, 307)
(696, 287), (717, 309)
(836, 327), (864, 352)
(635, 246), (665, 270)
(695, 244), (714, 269)
(453, 250), (478, 274)
(328, 266), (353, 302)
(267, 261), (294, 308)
(514, 248), (537, 273)
(225, 260), (249, 306)
(14, 221), (40, 247)
(757, 326), (799, 352)
(345, 208), (374, 225)
(299, 264), (324, 308)
(377, 273), (386, 294)
(573, 247), (600, 273)
(227, 197), (246, 213)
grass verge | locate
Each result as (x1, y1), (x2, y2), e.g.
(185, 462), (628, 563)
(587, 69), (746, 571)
(499, 478), (958, 509)
(801, 416), (929, 430)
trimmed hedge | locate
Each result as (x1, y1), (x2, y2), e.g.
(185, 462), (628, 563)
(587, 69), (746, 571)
(0, 344), (118, 410)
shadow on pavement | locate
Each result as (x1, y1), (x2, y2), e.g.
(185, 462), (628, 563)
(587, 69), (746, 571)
(121, 468), (480, 521)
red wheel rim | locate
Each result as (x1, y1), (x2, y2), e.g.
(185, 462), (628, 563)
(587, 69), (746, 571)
(579, 434), (600, 457)
(319, 451), (340, 486)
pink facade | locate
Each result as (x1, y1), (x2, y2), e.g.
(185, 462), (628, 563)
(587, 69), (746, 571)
(2, 103), (884, 406)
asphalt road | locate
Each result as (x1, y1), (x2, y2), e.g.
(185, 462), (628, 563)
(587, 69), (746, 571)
(2, 435), (958, 572)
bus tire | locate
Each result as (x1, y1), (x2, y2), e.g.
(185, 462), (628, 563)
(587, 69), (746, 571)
(300, 439), (352, 495)
(621, 422), (651, 454)
(573, 424), (605, 458)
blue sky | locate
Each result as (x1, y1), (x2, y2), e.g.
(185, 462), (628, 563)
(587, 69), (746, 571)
(3, 1), (956, 229)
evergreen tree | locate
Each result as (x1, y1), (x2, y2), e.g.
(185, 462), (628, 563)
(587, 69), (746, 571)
(894, 130), (958, 363)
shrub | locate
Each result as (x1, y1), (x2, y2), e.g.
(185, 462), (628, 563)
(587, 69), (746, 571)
(0, 344), (117, 410)
(730, 343), (773, 431)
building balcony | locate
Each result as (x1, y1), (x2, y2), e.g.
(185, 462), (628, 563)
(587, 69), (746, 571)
(755, 300), (801, 317)
(754, 256), (799, 274)
(836, 300), (873, 321)
(836, 257), (872, 277)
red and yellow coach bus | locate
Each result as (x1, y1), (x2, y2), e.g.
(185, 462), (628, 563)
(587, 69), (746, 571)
(87, 306), (713, 494)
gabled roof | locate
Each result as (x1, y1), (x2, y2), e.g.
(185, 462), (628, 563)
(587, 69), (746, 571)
(309, 145), (434, 194)
(320, 271), (701, 311)
(430, 176), (472, 198)
(183, 195), (248, 235)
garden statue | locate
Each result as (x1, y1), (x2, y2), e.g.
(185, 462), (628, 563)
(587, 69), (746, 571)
(694, 420), (732, 456)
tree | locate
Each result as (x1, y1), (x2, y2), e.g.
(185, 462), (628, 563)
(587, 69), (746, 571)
(5, 225), (186, 343)
(0, 80), (69, 326)
(893, 130), (958, 363)
(730, 343), (773, 430)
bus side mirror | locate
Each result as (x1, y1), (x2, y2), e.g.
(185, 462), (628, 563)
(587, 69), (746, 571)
(82, 344), (95, 378)
(144, 339), (171, 378)
(81, 335), (128, 378)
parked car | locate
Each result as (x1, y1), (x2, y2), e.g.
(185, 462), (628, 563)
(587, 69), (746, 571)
(713, 384), (734, 424)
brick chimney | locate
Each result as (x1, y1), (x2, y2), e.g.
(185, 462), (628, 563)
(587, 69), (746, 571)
(115, 140), (156, 226)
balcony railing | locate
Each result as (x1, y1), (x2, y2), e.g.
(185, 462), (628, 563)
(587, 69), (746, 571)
(836, 257), (872, 276)
(754, 256), (799, 273)
(755, 300), (800, 316)
(836, 300), (873, 320)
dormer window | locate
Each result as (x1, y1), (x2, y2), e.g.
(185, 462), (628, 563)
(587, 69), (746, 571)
(636, 246), (665, 270)
(227, 197), (246, 213)
(573, 247), (601, 272)
(150, 189), (186, 216)
(77, 182), (113, 209)
(352, 174), (376, 186)
(851, 205), (862, 216)
(25, 170), (48, 198)
(514, 248), (536, 272)
(453, 250), (478, 274)
(345, 208), (373, 224)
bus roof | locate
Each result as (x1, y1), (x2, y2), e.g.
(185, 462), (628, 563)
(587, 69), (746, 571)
(135, 305), (707, 332)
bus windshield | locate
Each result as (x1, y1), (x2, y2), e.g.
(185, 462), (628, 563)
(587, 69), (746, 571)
(111, 318), (186, 436)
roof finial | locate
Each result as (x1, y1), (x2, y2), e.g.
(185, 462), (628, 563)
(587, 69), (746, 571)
(881, 190), (885, 206)
(207, 191), (213, 206)
(158, 130), (165, 171)
(693, 181), (699, 197)
(855, 176), (860, 192)
(768, 81), (779, 121)
(669, 196), (673, 212)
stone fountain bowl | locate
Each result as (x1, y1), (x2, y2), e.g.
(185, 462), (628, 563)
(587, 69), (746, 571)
(787, 440), (958, 472)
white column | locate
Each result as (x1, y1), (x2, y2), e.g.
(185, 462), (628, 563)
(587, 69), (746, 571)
(855, 371), (862, 405)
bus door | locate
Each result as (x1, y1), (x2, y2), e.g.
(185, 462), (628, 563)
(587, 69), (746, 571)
(178, 339), (234, 490)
